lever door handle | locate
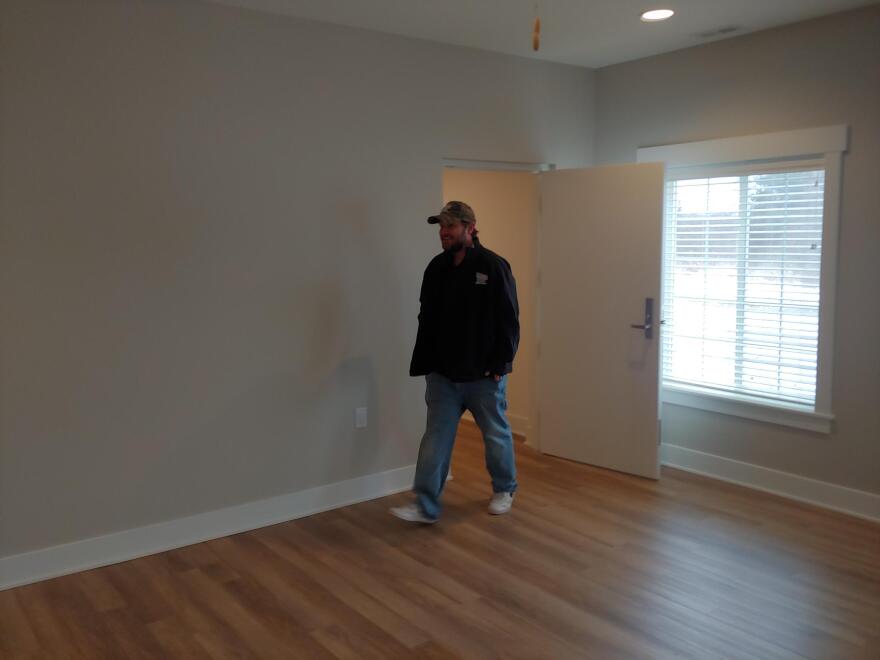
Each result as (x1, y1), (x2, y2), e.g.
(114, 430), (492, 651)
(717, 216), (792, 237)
(630, 298), (654, 339)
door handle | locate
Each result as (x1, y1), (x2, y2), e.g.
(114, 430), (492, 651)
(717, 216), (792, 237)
(630, 298), (654, 339)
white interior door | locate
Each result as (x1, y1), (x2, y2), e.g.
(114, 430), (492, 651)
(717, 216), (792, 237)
(536, 164), (664, 479)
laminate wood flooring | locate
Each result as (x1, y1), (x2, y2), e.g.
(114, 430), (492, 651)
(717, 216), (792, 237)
(2, 422), (878, 659)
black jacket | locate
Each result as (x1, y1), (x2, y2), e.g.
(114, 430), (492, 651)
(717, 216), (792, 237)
(410, 239), (520, 382)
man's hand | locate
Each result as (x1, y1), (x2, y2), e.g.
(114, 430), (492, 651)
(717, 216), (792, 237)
(493, 374), (502, 382)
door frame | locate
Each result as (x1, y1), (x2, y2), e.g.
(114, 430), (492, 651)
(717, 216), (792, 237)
(441, 158), (555, 173)
(441, 158), (554, 451)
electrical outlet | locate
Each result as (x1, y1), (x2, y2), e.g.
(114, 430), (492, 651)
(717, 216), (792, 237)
(354, 407), (368, 429)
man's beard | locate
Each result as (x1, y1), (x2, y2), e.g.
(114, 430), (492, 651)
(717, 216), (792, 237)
(444, 238), (466, 253)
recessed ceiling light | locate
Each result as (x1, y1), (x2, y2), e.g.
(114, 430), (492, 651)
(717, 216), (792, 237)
(641, 9), (675, 22)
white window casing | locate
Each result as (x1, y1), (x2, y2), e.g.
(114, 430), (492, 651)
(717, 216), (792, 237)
(638, 125), (847, 433)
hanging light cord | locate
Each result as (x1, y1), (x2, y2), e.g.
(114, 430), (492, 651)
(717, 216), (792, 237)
(532, 3), (541, 51)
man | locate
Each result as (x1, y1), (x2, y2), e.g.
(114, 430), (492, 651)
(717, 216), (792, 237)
(390, 201), (520, 524)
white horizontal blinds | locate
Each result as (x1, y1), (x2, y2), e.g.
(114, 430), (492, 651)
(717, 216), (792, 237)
(663, 167), (825, 406)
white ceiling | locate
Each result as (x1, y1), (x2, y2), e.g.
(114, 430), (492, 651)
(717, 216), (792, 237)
(206, 0), (876, 68)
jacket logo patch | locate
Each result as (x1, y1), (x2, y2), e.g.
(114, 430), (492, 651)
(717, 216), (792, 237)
(475, 272), (489, 286)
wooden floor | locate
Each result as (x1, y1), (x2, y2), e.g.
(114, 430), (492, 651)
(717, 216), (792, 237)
(2, 424), (879, 660)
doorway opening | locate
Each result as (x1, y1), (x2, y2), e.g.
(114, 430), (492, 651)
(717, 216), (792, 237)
(441, 159), (550, 449)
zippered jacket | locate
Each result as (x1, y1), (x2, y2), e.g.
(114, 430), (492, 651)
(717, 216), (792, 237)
(410, 239), (520, 382)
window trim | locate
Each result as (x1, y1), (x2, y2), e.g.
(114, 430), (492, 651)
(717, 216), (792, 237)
(663, 383), (834, 434)
(638, 125), (847, 433)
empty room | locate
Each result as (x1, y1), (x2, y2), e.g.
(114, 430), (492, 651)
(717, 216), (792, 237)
(1, 1), (878, 658)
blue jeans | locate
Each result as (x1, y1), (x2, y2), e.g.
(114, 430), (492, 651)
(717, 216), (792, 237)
(413, 372), (517, 520)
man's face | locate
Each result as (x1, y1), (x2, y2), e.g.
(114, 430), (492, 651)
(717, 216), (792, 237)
(438, 218), (472, 252)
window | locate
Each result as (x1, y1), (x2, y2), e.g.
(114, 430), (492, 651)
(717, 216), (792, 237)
(638, 126), (847, 433)
(664, 166), (824, 404)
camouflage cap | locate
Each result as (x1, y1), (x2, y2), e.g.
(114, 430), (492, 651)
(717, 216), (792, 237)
(427, 201), (476, 225)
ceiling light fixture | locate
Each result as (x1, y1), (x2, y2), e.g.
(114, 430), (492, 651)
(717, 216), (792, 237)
(641, 9), (675, 22)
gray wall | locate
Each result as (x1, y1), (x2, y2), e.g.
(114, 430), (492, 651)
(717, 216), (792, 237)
(0, 0), (595, 557)
(595, 6), (880, 494)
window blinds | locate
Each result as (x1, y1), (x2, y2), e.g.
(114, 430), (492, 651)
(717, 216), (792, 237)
(662, 168), (825, 407)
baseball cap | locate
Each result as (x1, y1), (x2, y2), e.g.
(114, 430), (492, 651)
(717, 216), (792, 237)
(427, 201), (476, 225)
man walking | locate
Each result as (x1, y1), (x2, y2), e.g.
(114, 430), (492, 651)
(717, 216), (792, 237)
(391, 201), (520, 524)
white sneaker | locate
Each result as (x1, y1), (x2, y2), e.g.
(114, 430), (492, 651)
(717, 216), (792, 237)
(488, 492), (515, 515)
(389, 503), (437, 524)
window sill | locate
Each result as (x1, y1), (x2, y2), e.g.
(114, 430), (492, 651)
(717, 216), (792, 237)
(662, 383), (834, 434)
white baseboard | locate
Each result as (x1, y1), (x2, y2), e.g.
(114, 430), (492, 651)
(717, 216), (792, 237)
(462, 411), (529, 437)
(507, 413), (529, 437)
(0, 465), (415, 592)
(661, 444), (880, 522)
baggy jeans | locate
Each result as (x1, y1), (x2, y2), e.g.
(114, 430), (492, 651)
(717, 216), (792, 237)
(413, 372), (517, 520)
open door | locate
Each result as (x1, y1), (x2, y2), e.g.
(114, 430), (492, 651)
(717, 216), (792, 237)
(536, 164), (664, 479)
